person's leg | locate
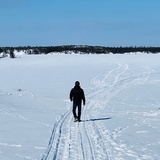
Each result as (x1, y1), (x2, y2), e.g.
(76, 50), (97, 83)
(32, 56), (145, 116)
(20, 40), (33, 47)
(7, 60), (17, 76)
(72, 103), (77, 118)
(77, 104), (82, 121)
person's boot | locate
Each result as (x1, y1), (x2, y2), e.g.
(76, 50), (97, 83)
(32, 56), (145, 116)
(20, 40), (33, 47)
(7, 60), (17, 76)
(74, 116), (78, 122)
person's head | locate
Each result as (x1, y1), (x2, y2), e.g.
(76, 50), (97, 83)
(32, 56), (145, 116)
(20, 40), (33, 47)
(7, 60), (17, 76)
(75, 81), (80, 86)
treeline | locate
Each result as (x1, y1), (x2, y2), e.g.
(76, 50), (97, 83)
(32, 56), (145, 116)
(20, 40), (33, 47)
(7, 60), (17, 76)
(0, 45), (160, 58)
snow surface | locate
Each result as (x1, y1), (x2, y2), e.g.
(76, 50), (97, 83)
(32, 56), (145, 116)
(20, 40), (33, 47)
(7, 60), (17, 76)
(0, 53), (160, 160)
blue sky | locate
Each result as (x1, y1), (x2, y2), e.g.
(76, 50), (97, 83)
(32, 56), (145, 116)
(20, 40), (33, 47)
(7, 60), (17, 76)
(0, 0), (160, 47)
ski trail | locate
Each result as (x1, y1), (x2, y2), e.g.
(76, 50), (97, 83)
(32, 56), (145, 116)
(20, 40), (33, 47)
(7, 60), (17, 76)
(82, 107), (111, 160)
(41, 109), (86, 160)
(41, 111), (70, 160)
(84, 63), (154, 160)
(42, 63), (154, 160)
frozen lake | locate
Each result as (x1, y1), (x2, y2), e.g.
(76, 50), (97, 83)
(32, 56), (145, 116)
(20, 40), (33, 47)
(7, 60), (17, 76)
(0, 53), (160, 160)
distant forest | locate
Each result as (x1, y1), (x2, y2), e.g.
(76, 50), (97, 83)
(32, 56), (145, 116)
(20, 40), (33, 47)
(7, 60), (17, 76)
(0, 45), (160, 58)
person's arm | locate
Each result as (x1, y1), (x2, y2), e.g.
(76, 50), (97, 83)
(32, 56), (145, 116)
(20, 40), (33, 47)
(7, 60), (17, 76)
(70, 89), (73, 101)
(82, 89), (85, 105)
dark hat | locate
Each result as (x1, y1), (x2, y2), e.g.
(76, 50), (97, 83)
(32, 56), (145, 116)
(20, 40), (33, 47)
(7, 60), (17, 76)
(75, 81), (80, 86)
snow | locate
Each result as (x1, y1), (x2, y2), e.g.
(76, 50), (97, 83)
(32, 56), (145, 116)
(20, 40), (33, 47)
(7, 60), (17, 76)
(0, 53), (160, 160)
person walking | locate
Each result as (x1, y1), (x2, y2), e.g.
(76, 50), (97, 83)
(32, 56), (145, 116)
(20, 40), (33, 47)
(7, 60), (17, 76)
(70, 81), (85, 122)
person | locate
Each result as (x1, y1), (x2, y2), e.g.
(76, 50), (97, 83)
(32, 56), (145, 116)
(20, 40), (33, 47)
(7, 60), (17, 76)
(70, 81), (85, 122)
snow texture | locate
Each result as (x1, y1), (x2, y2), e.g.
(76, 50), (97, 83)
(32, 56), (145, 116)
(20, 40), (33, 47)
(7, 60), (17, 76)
(0, 53), (160, 160)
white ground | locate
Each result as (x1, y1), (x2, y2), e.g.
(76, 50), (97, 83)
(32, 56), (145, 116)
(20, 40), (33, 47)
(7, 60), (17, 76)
(0, 53), (160, 160)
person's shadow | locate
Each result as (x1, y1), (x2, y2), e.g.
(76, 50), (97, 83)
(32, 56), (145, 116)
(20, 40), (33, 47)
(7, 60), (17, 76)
(81, 117), (111, 122)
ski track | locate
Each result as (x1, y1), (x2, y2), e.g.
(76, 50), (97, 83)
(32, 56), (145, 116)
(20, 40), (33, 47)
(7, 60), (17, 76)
(42, 63), (158, 160)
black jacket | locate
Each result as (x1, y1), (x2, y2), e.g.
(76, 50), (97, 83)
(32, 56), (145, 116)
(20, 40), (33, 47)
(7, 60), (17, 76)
(70, 86), (85, 105)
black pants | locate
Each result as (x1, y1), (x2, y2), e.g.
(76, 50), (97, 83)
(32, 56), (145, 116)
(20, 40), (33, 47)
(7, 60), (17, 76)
(72, 103), (81, 120)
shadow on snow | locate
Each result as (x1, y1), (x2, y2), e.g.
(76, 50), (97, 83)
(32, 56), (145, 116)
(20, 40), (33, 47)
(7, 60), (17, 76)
(81, 117), (112, 122)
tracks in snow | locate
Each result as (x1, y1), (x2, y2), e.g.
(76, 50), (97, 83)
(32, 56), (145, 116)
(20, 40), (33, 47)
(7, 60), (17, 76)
(42, 63), (153, 160)
(41, 108), (110, 160)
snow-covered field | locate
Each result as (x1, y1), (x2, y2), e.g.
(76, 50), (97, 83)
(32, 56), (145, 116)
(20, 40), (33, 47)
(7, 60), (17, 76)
(0, 53), (160, 160)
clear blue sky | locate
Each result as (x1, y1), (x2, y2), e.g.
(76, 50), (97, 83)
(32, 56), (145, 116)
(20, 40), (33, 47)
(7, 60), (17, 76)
(0, 0), (160, 47)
